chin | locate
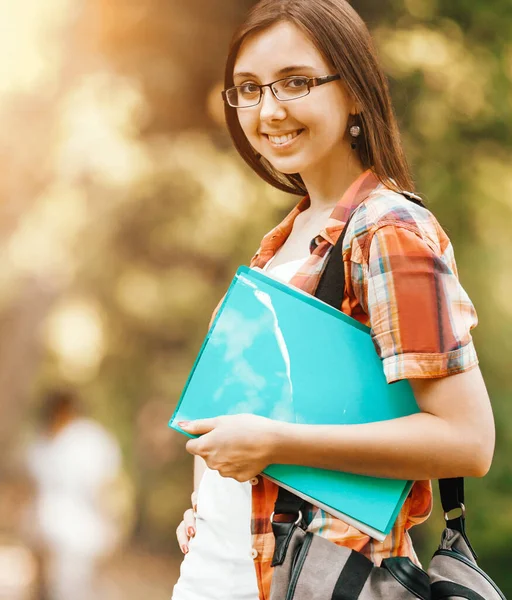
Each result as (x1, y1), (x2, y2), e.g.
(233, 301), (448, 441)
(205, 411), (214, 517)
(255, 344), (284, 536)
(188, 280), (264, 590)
(262, 155), (309, 176)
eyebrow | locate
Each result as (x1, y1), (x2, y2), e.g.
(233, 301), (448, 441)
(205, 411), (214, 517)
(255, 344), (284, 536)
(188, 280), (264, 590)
(233, 65), (318, 79)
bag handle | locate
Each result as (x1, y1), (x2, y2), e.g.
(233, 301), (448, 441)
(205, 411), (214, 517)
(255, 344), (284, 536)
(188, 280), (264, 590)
(273, 192), (475, 556)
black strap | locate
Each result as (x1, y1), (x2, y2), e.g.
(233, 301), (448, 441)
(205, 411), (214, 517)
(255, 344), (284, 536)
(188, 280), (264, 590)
(431, 581), (486, 600)
(382, 557), (431, 600)
(438, 477), (476, 559)
(270, 517), (304, 567)
(331, 551), (373, 600)
(313, 213), (354, 310)
(439, 478), (465, 530)
(439, 477), (464, 514)
(273, 487), (305, 515)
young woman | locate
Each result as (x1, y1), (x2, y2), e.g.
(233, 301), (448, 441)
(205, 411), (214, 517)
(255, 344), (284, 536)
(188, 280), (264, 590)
(173, 1), (495, 599)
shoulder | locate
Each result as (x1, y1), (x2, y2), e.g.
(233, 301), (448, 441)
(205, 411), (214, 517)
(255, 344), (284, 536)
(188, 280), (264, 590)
(345, 186), (450, 264)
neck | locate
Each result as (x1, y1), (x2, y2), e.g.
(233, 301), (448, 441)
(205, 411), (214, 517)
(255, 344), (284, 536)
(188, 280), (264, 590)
(300, 145), (365, 212)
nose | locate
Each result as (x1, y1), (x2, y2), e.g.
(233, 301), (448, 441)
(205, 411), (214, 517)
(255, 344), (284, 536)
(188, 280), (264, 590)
(258, 86), (286, 121)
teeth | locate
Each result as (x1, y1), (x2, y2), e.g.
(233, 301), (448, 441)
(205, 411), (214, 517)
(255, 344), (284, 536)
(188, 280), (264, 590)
(268, 130), (301, 145)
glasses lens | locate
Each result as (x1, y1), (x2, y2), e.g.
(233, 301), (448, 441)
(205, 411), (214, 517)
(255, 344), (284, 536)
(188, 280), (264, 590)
(227, 84), (261, 107)
(273, 77), (309, 100)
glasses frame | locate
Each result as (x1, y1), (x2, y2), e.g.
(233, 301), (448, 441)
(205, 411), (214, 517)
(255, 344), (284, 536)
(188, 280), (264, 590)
(221, 74), (341, 108)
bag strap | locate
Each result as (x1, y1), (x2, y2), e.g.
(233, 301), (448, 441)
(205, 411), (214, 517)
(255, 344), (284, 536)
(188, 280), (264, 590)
(439, 478), (465, 527)
(273, 191), (475, 556)
(439, 478), (477, 558)
(312, 210), (354, 308)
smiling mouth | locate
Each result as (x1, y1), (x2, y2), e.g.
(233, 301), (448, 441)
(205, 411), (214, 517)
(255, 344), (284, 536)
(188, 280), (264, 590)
(264, 129), (305, 146)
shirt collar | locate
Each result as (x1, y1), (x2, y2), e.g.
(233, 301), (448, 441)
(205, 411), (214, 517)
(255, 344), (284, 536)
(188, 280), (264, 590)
(257, 169), (381, 259)
(318, 168), (382, 245)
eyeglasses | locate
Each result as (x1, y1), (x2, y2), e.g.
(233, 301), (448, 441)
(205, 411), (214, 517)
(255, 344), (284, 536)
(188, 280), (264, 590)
(222, 74), (341, 108)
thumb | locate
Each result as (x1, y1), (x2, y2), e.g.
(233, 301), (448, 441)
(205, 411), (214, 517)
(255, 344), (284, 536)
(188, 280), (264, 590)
(178, 418), (217, 436)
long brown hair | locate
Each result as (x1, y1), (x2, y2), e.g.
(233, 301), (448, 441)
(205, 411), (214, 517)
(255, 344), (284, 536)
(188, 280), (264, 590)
(223, 0), (415, 195)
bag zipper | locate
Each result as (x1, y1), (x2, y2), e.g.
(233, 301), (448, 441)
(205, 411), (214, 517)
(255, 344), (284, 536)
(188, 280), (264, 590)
(285, 532), (313, 600)
(434, 549), (505, 600)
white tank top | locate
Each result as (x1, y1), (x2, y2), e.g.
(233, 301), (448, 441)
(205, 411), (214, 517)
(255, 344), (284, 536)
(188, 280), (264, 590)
(263, 254), (310, 282)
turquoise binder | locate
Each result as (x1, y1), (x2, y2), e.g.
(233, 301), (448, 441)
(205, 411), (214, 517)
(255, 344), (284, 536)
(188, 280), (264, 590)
(168, 266), (419, 540)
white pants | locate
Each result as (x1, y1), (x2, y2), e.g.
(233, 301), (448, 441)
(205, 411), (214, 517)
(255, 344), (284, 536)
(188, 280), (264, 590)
(172, 468), (259, 600)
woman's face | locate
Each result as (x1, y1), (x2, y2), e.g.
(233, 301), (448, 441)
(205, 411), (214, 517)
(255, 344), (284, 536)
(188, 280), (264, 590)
(233, 21), (357, 178)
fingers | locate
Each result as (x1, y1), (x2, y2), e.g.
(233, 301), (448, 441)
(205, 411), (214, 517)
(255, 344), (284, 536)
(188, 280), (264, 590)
(191, 491), (198, 512)
(176, 508), (197, 554)
(186, 435), (209, 457)
(179, 418), (218, 436)
(183, 507), (196, 536)
(217, 468), (246, 482)
(176, 520), (189, 554)
(185, 437), (200, 456)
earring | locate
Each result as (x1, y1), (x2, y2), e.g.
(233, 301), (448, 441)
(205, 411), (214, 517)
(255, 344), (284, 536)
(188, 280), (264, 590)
(349, 125), (361, 150)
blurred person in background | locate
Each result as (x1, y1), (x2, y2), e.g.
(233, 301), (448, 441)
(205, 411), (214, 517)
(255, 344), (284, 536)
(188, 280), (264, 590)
(173, 0), (495, 599)
(25, 388), (124, 600)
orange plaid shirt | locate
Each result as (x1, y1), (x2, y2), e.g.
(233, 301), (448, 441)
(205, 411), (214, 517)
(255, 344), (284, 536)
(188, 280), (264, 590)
(247, 170), (479, 599)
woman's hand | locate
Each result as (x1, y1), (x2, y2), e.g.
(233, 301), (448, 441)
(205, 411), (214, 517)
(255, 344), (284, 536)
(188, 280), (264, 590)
(175, 490), (198, 554)
(179, 414), (279, 482)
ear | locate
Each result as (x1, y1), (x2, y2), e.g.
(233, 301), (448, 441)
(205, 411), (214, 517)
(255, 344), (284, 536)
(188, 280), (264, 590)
(349, 101), (362, 116)
(340, 80), (361, 117)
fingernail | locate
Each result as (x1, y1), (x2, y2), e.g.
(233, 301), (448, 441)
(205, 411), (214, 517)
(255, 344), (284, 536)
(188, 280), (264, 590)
(188, 527), (195, 537)
(181, 545), (188, 554)
(178, 421), (190, 428)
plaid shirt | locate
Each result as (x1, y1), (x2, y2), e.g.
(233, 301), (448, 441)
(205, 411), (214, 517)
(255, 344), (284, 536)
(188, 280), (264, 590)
(248, 169), (479, 599)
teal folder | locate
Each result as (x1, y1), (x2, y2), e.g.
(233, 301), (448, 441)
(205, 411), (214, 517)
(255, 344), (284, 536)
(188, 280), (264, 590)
(168, 266), (419, 540)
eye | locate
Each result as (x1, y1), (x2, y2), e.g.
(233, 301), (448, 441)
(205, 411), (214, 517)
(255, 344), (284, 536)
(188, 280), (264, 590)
(284, 77), (308, 90)
(239, 82), (260, 97)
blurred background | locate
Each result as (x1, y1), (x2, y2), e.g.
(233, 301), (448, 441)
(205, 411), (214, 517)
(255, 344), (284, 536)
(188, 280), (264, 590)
(0, 0), (511, 598)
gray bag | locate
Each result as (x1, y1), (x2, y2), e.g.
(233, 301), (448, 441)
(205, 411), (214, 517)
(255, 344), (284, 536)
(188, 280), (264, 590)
(269, 480), (506, 599)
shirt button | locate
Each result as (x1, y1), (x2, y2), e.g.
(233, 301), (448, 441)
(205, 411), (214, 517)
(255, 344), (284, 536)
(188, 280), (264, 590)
(249, 477), (259, 486)
(250, 548), (258, 559)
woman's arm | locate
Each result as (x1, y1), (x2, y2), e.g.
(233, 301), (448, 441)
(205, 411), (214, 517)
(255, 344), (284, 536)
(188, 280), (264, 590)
(270, 366), (494, 480)
(182, 365), (495, 482)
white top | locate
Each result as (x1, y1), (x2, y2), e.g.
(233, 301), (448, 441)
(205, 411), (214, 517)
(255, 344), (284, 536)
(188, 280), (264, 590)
(172, 256), (310, 600)
(262, 254), (310, 282)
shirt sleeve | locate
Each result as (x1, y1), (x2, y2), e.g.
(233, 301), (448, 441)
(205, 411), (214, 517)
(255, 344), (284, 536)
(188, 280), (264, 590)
(361, 223), (478, 383)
